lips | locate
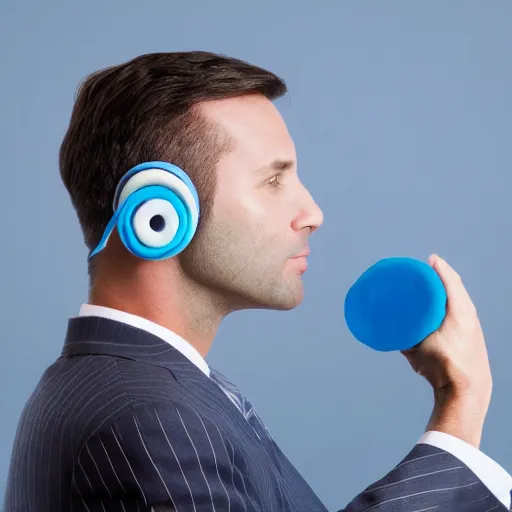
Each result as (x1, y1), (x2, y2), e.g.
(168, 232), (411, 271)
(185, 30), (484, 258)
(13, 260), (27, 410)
(291, 249), (310, 259)
(290, 251), (309, 274)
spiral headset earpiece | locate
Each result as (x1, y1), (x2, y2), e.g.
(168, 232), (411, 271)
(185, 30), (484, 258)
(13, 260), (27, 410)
(88, 161), (200, 261)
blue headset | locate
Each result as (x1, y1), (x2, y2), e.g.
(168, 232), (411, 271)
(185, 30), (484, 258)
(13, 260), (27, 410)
(88, 161), (200, 260)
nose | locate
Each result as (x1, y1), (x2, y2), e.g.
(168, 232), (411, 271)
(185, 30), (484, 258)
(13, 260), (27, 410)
(292, 184), (324, 234)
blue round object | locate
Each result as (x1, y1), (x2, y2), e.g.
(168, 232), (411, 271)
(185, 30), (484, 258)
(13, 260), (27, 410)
(344, 257), (447, 351)
(117, 185), (191, 260)
(88, 161), (200, 261)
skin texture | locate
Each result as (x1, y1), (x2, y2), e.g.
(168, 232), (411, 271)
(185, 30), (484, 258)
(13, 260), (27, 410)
(179, 95), (323, 312)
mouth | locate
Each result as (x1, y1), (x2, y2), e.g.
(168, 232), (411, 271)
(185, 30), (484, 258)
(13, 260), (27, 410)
(289, 249), (309, 273)
(290, 250), (310, 260)
(290, 249), (310, 259)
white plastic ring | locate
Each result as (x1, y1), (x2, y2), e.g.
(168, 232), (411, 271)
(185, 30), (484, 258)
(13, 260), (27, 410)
(132, 198), (180, 248)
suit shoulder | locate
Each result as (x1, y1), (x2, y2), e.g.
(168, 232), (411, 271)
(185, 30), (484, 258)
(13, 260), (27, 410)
(18, 355), (131, 442)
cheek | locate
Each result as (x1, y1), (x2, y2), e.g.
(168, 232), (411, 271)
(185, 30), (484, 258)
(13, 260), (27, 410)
(211, 187), (295, 248)
(214, 189), (268, 230)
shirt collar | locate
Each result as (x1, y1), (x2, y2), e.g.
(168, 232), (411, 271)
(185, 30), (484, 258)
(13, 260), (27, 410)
(78, 303), (210, 377)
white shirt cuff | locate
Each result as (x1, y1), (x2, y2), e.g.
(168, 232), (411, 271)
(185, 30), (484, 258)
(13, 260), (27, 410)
(418, 430), (512, 510)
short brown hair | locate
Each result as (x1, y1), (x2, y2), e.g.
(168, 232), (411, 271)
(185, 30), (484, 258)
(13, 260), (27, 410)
(59, 51), (287, 272)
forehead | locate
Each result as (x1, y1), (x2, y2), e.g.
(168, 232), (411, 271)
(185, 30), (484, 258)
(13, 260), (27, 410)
(199, 94), (296, 166)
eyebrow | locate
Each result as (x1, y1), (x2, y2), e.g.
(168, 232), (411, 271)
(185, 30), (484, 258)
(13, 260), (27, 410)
(254, 159), (295, 175)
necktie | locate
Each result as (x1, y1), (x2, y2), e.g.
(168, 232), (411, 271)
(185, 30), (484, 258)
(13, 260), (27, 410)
(209, 368), (271, 443)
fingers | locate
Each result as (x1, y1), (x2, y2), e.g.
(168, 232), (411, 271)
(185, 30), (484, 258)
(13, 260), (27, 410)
(429, 254), (475, 317)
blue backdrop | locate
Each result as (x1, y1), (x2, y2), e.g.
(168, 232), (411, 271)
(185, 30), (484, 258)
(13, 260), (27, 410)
(1, 2), (511, 509)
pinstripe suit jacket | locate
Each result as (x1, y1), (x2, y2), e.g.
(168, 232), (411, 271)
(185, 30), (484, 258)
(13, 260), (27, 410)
(4, 315), (509, 511)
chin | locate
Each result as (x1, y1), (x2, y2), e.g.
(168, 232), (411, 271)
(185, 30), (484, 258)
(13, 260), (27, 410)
(244, 288), (304, 312)
(272, 300), (302, 311)
(207, 274), (305, 313)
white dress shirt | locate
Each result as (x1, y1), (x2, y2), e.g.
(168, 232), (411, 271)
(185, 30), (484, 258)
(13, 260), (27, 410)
(78, 303), (512, 509)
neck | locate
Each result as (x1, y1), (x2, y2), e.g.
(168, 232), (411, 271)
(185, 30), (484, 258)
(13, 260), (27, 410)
(88, 254), (228, 358)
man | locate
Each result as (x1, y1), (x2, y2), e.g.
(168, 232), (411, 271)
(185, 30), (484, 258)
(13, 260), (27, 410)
(4, 52), (511, 511)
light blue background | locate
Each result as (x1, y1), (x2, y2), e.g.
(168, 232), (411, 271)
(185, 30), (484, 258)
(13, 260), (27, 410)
(1, 2), (511, 509)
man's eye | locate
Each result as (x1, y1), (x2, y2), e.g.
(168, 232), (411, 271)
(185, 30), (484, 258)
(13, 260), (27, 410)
(267, 174), (283, 188)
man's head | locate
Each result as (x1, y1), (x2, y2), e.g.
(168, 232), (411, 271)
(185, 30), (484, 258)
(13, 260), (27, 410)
(60, 52), (323, 314)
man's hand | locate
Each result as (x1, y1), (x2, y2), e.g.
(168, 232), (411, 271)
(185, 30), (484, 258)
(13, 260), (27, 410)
(401, 254), (492, 449)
